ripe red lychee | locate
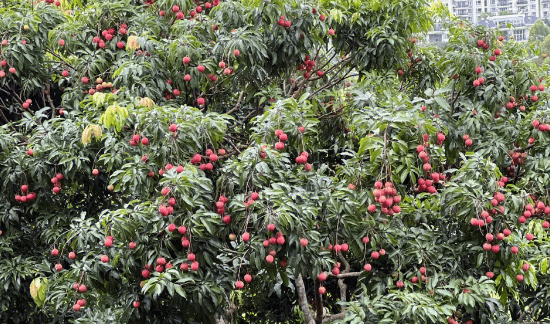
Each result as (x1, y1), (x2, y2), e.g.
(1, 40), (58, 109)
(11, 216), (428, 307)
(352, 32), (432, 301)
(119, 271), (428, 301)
(142, 269), (151, 278)
(516, 274), (524, 282)
(235, 280), (244, 289)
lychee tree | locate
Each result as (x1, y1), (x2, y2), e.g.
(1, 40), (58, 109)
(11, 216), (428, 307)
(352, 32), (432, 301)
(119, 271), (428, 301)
(1, 0), (550, 324)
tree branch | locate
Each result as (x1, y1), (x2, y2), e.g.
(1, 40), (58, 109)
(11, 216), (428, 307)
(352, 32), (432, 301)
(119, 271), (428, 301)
(296, 274), (316, 324)
(322, 312), (346, 322)
(226, 90), (244, 115)
(47, 83), (56, 119)
(46, 49), (75, 70)
(328, 271), (362, 278)
(314, 281), (323, 323)
(307, 69), (356, 100)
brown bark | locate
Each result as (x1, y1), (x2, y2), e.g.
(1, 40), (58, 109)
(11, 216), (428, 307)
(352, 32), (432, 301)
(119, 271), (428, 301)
(296, 274), (317, 324)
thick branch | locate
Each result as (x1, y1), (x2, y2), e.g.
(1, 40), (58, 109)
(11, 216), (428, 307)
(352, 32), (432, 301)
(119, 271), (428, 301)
(334, 252), (349, 317)
(328, 271), (362, 278)
(314, 281), (323, 323)
(322, 312), (346, 322)
(226, 90), (244, 115)
(296, 274), (316, 324)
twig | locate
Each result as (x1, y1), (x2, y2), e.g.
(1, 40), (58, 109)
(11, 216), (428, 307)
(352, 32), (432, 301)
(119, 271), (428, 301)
(0, 105), (15, 131)
(46, 49), (75, 70)
(307, 69), (357, 100)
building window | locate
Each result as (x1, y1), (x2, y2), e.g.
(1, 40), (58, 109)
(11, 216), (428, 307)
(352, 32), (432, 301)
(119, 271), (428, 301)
(514, 29), (525, 41)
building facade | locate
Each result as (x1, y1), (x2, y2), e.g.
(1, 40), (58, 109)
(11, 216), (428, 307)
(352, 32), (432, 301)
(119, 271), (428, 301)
(429, 0), (550, 43)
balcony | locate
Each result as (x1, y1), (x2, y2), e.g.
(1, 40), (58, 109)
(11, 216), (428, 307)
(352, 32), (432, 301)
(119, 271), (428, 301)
(433, 23), (444, 31)
(497, 0), (510, 6)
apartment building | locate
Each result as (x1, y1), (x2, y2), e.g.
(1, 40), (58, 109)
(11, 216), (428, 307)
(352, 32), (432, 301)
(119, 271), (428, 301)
(429, 0), (550, 43)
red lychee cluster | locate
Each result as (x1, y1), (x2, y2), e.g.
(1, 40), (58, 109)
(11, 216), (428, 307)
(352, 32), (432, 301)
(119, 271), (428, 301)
(472, 66), (485, 87)
(158, 187), (175, 217)
(509, 150), (528, 165)
(129, 133), (149, 146)
(298, 55), (315, 79)
(416, 177), (438, 194)
(215, 195), (232, 225)
(43, 0), (61, 6)
(158, 163), (183, 176)
(481, 230), (503, 254)
(295, 151), (312, 171)
(244, 191), (260, 208)
(518, 201), (550, 225)
(190, 149), (220, 171)
(92, 24), (128, 50)
(476, 38), (489, 50)
(370, 248), (386, 260)
(496, 176), (508, 187)
(0, 56), (17, 77)
(470, 192), (506, 227)
(416, 134), (437, 172)
(71, 297), (87, 312)
(529, 83), (545, 102)
(235, 273), (252, 290)
(368, 181), (401, 215)
(50, 173), (64, 194)
(21, 98), (32, 109)
(179, 252), (199, 272)
(262, 225), (286, 263)
(273, 129), (288, 150)
(277, 15), (292, 29)
(327, 242), (349, 254)
(14, 184), (37, 203)
(463, 134), (473, 147)
(410, 266), (430, 284)
(505, 96), (519, 110)
(532, 119), (550, 132)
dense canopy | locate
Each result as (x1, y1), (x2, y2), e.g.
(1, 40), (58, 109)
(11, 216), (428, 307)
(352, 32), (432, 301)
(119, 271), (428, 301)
(1, 0), (550, 323)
